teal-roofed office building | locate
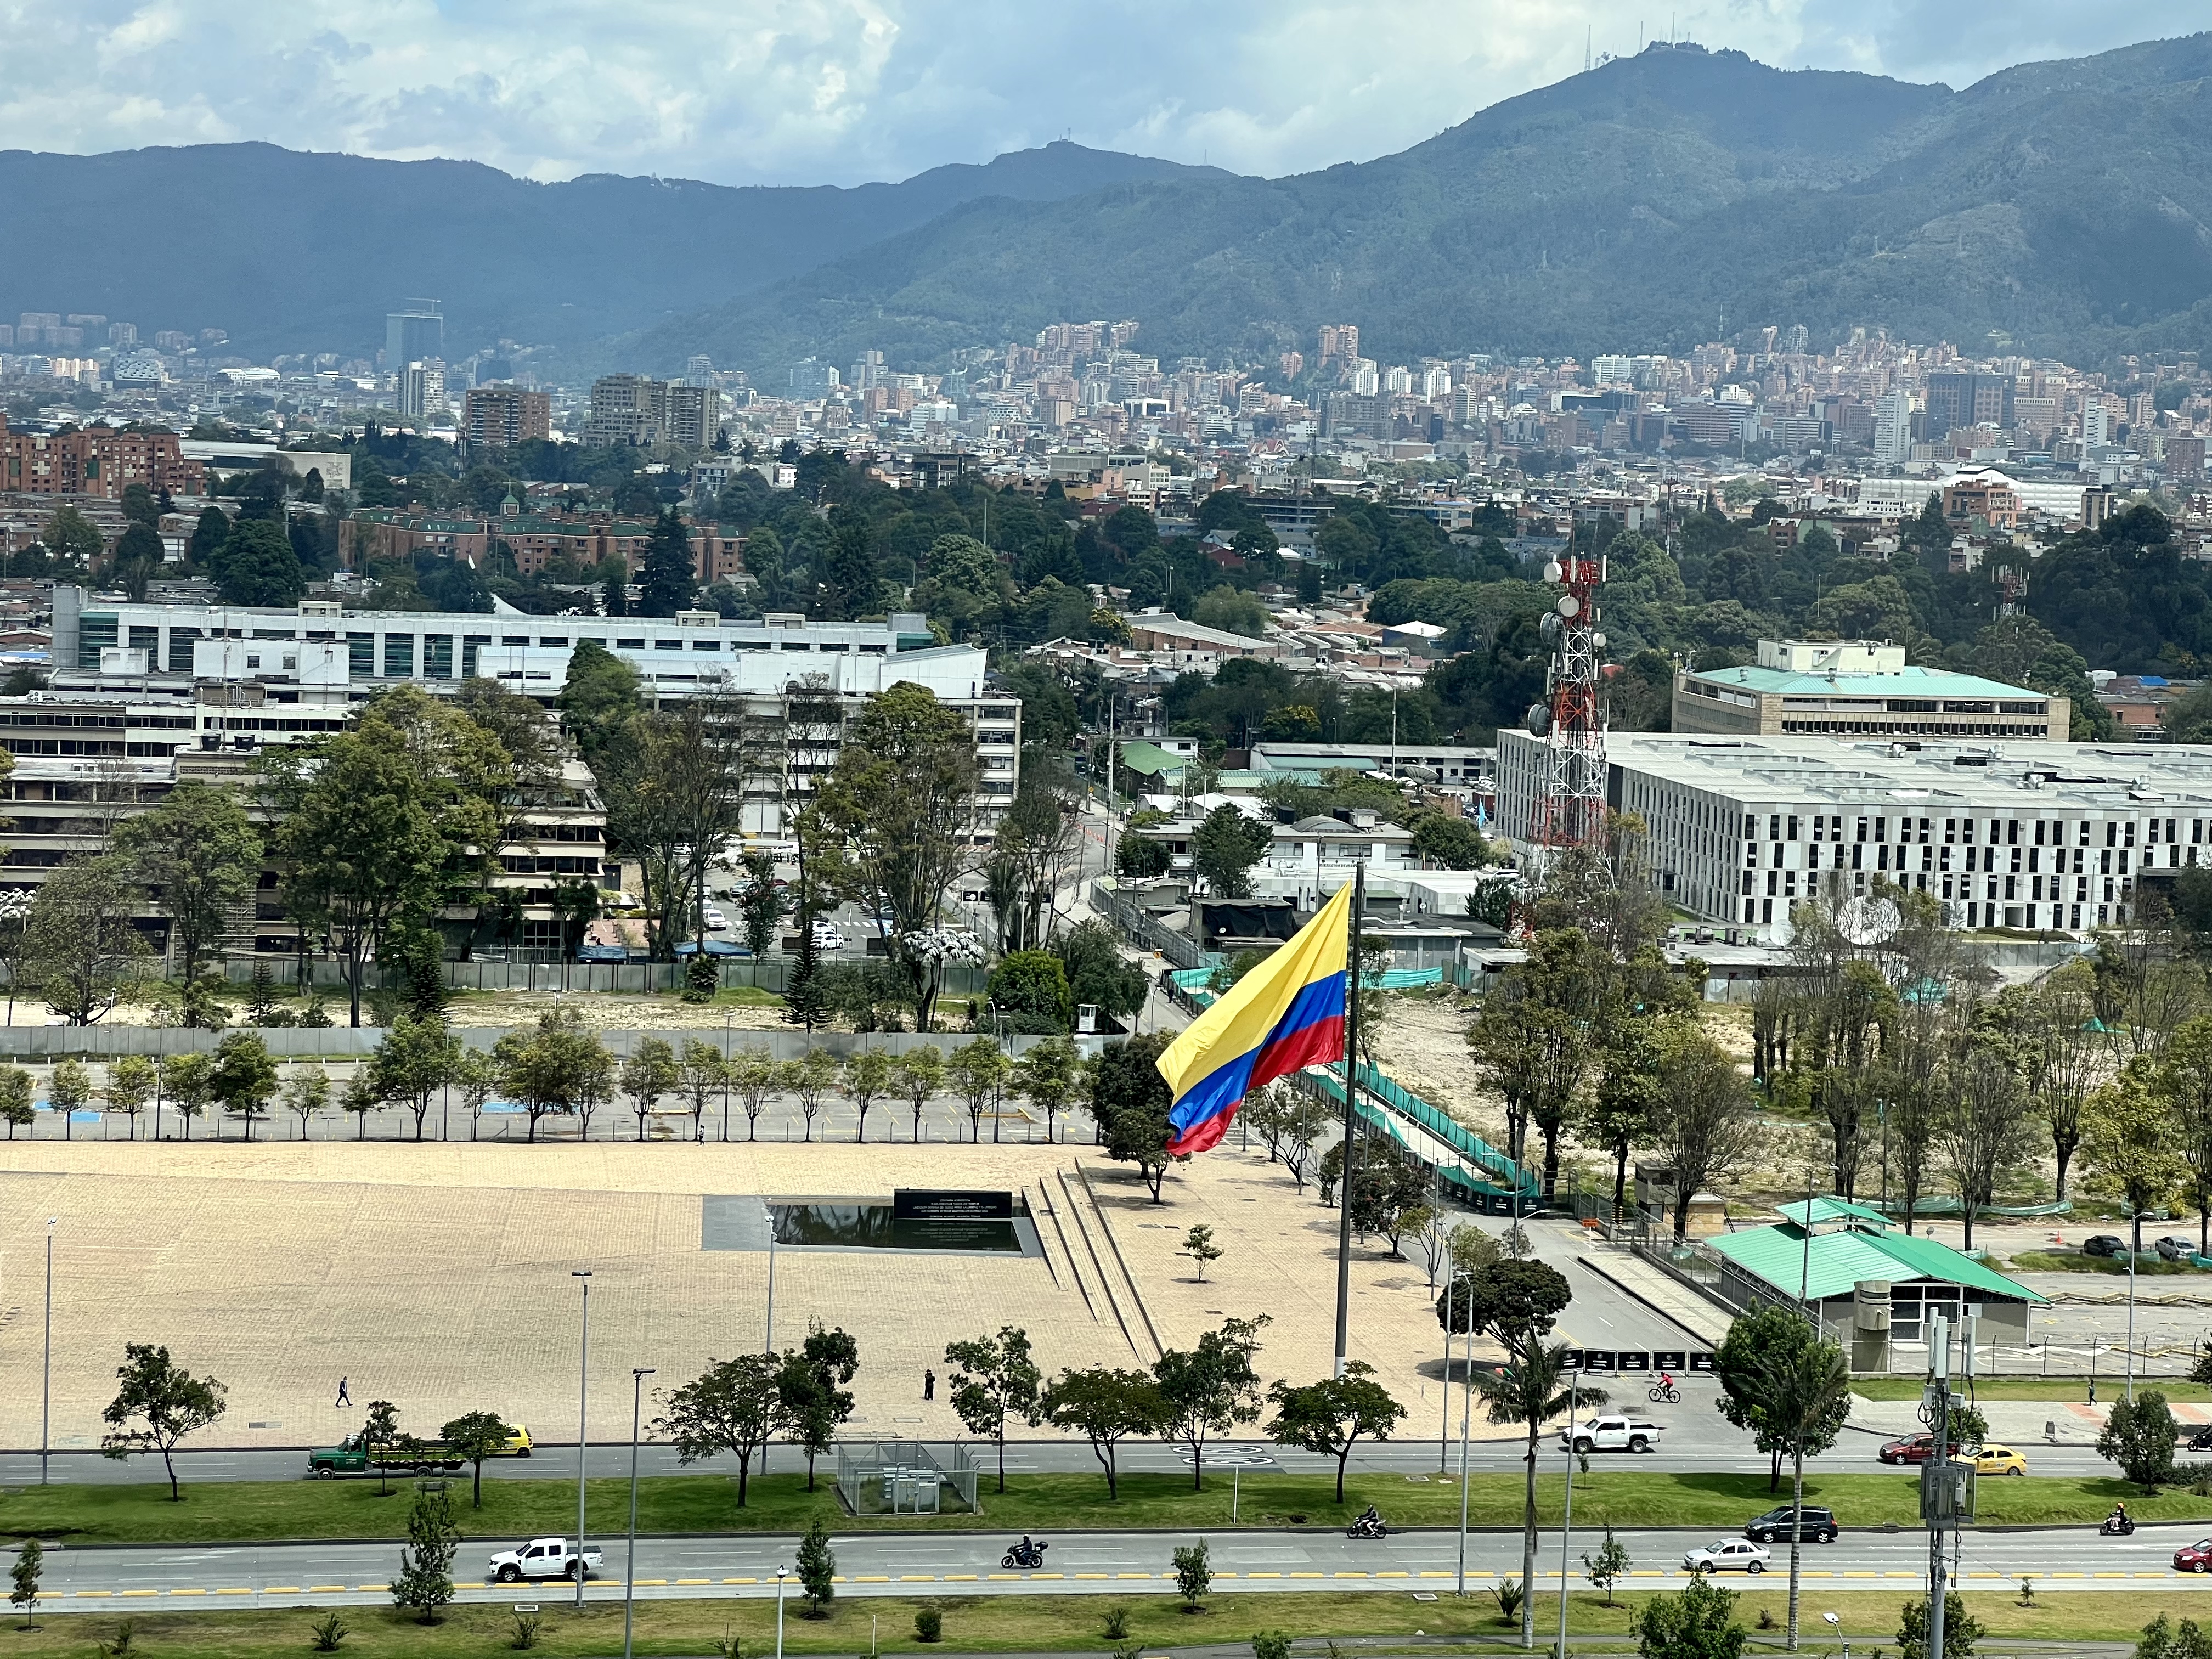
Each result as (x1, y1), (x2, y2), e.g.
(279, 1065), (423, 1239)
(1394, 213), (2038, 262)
(1674, 640), (2068, 742)
(1704, 1198), (2046, 1368)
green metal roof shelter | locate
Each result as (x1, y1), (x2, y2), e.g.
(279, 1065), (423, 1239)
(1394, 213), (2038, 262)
(1704, 1202), (2045, 1363)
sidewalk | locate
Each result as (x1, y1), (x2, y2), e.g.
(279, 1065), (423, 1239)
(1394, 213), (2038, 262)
(1846, 1393), (2212, 1446)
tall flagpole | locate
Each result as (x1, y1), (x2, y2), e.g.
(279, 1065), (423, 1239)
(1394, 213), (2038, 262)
(1332, 861), (1365, 1379)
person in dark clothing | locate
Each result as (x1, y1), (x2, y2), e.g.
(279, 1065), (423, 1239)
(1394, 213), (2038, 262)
(335, 1377), (351, 1407)
(923, 1368), (935, 1401)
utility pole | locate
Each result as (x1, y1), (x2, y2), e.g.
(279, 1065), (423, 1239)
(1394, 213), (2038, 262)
(1924, 1313), (1953, 1659)
(1331, 861), (1366, 1379)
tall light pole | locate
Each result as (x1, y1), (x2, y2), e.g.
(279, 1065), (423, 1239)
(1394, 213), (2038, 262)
(774, 1564), (789, 1659)
(573, 1268), (591, 1612)
(1455, 1287), (1476, 1597)
(1440, 1268), (1469, 1473)
(1555, 1372), (1579, 1659)
(41, 1217), (55, 1487)
(623, 1366), (655, 1659)
(2126, 1210), (2151, 1403)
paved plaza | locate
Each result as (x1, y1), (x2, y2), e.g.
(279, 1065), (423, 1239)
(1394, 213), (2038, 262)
(0, 1132), (1515, 1454)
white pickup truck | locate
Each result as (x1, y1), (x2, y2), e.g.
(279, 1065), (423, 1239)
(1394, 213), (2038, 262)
(487, 1537), (603, 1582)
(1558, 1414), (1664, 1454)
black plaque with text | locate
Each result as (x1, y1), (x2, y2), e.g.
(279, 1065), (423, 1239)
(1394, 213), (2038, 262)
(893, 1189), (1014, 1222)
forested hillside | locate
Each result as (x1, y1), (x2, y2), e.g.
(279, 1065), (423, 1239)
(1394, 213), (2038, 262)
(637, 34), (2212, 376)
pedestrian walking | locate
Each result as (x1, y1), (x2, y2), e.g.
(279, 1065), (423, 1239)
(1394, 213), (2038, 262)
(2088, 1376), (2097, 1406)
(923, 1368), (935, 1401)
(335, 1377), (351, 1408)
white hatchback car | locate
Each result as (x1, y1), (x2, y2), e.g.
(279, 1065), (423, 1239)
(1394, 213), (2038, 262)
(1683, 1538), (1770, 1575)
(702, 905), (730, 930)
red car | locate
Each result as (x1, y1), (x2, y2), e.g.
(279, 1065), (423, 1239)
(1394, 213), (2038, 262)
(2175, 1539), (2212, 1573)
(1879, 1431), (1938, 1465)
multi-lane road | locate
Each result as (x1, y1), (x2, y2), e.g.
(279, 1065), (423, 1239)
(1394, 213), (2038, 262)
(18, 1521), (2209, 1616)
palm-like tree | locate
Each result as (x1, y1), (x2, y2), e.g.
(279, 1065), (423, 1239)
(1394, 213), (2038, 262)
(1475, 1336), (1606, 1649)
(1757, 1325), (1853, 1650)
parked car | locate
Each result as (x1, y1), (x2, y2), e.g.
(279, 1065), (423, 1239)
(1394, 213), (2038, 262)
(1745, 1505), (1838, 1544)
(487, 1537), (602, 1583)
(2173, 1538), (2212, 1573)
(1970, 1443), (2028, 1476)
(1878, 1431), (1938, 1465)
(2155, 1235), (2196, 1262)
(2081, 1235), (2128, 1258)
(811, 924), (845, 951)
(1683, 1539), (1770, 1575)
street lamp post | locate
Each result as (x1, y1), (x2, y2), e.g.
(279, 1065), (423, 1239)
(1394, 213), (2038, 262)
(1440, 1268), (1470, 1473)
(2126, 1210), (2151, 1403)
(623, 1366), (656, 1659)
(1556, 1372), (1579, 1659)
(41, 1217), (55, 1487)
(1455, 1284), (1475, 1596)
(774, 1565), (789, 1659)
(573, 1269), (591, 1612)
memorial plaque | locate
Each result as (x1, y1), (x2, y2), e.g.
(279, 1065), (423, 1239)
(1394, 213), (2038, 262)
(893, 1189), (1014, 1222)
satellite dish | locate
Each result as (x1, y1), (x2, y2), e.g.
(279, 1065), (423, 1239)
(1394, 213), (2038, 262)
(1767, 916), (1796, 948)
(1557, 594), (1582, 618)
(1526, 702), (1552, 737)
(1541, 610), (1563, 644)
(1543, 560), (1565, 584)
(1837, 896), (1901, 946)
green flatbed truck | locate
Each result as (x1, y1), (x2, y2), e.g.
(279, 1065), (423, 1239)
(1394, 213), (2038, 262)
(307, 1423), (533, 1477)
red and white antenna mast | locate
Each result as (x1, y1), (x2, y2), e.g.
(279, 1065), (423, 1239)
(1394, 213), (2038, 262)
(1528, 542), (1609, 855)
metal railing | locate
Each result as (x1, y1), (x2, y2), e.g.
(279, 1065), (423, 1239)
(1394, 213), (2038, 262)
(1090, 879), (1205, 968)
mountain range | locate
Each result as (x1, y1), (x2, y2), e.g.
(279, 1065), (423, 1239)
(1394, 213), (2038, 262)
(6, 33), (2212, 378)
(0, 140), (1221, 360)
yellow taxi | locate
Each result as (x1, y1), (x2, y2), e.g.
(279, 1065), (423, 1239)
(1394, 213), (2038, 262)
(500, 1425), (534, 1458)
(1969, 1443), (2027, 1476)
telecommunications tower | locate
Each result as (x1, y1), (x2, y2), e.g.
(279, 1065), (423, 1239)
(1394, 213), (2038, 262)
(1526, 541), (1609, 853)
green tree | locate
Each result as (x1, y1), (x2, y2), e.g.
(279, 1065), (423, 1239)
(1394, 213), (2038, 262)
(618, 1035), (680, 1142)
(1476, 1335), (1605, 1646)
(776, 1322), (860, 1491)
(1263, 1359), (1407, 1502)
(110, 520), (163, 601)
(677, 1040), (727, 1142)
(1116, 835), (1172, 878)
(1013, 1035), (1082, 1142)
(821, 516), (882, 622)
(41, 504), (104, 573)
(1409, 814), (1491, 870)
(986, 950), (1073, 1034)
(635, 509), (697, 617)
(1191, 804), (1271, 898)
(1584, 1522), (1632, 1606)
(1898, 1593), (1983, 1659)
(653, 1353), (786, 1508)
(839, 1047), (894, 1142)
(369, 1014), (462, 1142)
(1172, 1539), (1212, 1609)
(24, 856), (151, 1026)
(1180, 1223), (1223, 1282)
(1092, 1032), (1176, 1199)
(1057, 919), (1148, 1022)
(99, 1342), (227, 1501)
(2098, 1390), (2180, 1492)
(209, 1031), (279, 1141)
(391, 1485), (459, 1624)
(210, 516), (306, 605)
(1041, 1366), (1165, 1499)
(2133, 1612), (2212, 1659)
(9, 1538), (38, 1629)
(1635, 1575), (1744, 1659)
(492, 1009), (612, 1143)
(1752, 1316), (1853, 1646)
(1714, 1304), (1851, 1493)
(794, 1514), (836, 1615)
(188, 505), (229, 572)
(1647, 1019), (1760, 1240)
(812, 684), (983, 1030)
(261, 697), (501, 1025)
(944, 1325), (1043, 1493)
(736, 850), (786, 962)
(437, 1409), (514, 1508)
(894, 1045), (945, 1143)
(555, 642), (642, 762)
(160, 1052), (215, 1142)
(0, 1066), (32, 1139)
(946, 1036), (1012, 1144)
(1152, 1315), (1270, 1491)
(1192, 586), (1269, 639)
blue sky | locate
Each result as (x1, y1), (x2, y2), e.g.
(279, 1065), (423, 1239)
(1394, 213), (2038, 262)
(0, 2), (2201, 187)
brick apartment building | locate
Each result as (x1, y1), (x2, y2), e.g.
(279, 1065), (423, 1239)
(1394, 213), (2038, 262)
(462, 385), (552, 449)
(342, 496), (746, 585)
(0, 415), (206, 499)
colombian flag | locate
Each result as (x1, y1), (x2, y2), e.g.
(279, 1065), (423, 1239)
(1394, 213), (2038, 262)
(1155, 883), (1353, 1156)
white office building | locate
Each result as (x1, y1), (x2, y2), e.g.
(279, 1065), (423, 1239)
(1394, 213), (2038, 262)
(1497, 731), (2212, 935)
(1872, 388), (1912, 466)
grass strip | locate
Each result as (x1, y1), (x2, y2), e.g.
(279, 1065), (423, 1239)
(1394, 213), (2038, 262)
(0, 1589), (2171, 1658)
(3, 1469), (2208, 1548)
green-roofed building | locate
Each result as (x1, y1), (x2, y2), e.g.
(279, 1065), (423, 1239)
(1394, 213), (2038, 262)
(1115, 741), (1188, 782)
(1704, 1199), (2045, 1369)
(1672, 638), (2068, 741)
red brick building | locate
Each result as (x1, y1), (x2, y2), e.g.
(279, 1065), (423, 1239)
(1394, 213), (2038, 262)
(342, 504), (744, 584)
(0, 416), (206, 499)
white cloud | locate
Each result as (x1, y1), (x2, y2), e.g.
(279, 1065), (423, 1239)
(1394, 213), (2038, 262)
(0, 2), (2200, 186)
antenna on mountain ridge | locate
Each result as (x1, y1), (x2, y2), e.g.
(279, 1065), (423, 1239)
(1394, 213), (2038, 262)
(1585, 26), (1592, 72)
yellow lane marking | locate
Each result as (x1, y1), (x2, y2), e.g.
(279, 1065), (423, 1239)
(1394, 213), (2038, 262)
(853, 1577), (889, 1584)
(309, 1585), (349, 1593)
(2137, 1573), (2173, 1578)
(1033, 1573), (1063, 1581)
(1884, 1573), (1918, 1579)
(264, 1587), (302, 1594)
(943, 1574), (978, 1582)
(2049, 1573), (2083, 1579)
(2094, 1572), (2130, 1579)
(215, 1588), (253, 1595)
(678, 1579), (713, 1586)
(1115, 1572), (1154, 1580)
(1418, 1571), (1454, 1578)
(898, 1576), (935, 1582)
(635, 1579), (668, 1587)
(170, 1589), (206, 1598)
(988, 1573), (1020, 1580)
(1333, 1572), (1368, 1579)
(1248, 1572), (1281, 1579)
(1288, 1572), (1325, 1579)
(1376, 1571), (1409, 1578)
(724, 1577), (757, 1584)
(1627, 1571), (1666, 1578)
(356, 1585), (389, 1592)
(119, 1590), (157, 1598)
(1073, 1573), (1109, 1581)
(75, 1590), (112, 1598)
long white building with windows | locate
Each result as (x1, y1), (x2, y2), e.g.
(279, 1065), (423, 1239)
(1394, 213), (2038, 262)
(1498, 731), (2212, 936)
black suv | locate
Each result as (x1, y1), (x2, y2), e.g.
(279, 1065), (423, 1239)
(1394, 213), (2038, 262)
(2081, 1235), (2128, 1258)
(1745, 1506), (1838, 1543)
